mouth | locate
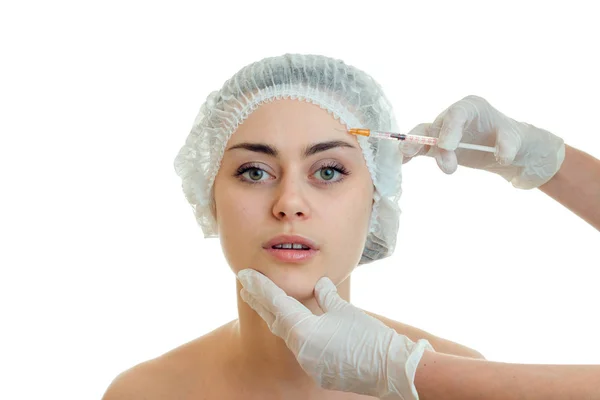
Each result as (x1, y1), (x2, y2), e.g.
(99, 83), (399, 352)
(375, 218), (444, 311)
(263, 234), (319, 263)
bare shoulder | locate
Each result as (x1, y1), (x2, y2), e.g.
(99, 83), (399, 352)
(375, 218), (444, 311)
(101, 320), (236, 400)
(101, 358), (172, 400)
(362, 310), (486, 359)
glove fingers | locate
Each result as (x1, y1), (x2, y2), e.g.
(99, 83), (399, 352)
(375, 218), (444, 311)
(430, 147), (458, 174)
(437, 104), (471, 150)
(404, 123), (431, 153)
(237, 269), (310, 317)
(495, 127), (521, 165)
(402, 123), (433, 161)
(401, 143), (431, 164)
(240, 288), (275, 330)
(314, 277), (347, 312)
(409, 118), (459, 173)
(400, 142), (424, 158)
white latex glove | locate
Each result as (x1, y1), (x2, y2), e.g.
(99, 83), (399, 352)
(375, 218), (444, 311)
(236, 269), (434, 400)
(401, 95), (565, 189)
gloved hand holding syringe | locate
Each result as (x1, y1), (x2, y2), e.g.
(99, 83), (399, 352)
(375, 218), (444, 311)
(347, 96), (565, 190)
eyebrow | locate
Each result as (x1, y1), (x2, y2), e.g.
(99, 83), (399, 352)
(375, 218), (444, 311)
(226, 140), (358, 158)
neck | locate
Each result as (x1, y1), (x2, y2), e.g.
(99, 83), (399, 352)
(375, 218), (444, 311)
(230, 275), (351, 391)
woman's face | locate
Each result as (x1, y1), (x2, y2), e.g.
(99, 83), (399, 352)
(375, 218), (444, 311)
(213, 99), (374, 301)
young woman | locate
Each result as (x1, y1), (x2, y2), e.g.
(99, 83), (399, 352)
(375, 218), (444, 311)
(102, 53), (485, 400)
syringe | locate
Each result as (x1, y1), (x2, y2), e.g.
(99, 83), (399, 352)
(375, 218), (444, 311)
(348, 128), (496, 153)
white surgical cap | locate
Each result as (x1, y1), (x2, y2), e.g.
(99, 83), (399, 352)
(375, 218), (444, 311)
(174, 53), (403, 265)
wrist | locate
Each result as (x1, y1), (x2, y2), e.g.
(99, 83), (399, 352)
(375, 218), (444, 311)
(507, 124), (566, 189)
(512, 140), (565, 190)
(384, 335), (434, 400)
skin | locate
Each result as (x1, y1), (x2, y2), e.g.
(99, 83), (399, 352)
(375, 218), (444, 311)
(539, 144), (600, 230)
(212, 98), (374, 302)
(415, 350), (600, 400)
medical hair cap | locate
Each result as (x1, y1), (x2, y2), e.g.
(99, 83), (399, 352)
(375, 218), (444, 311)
(174, 53), (403, 265)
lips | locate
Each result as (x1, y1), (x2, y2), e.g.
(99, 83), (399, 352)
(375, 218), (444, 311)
(263, 235), (319, 250)
(263, 234), (319, 263)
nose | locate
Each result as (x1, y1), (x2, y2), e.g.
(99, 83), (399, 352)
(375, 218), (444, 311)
(272, 175), (311, 222)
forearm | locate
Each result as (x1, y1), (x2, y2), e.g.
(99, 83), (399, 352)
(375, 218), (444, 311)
(413, 351), (600, 400)
(539, 144), (600, 230)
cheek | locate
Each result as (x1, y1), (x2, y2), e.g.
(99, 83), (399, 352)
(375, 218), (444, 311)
(215, 176), (255, 227)
(320, 197), (371, 285)
(215, 186), (267, 271)
(323, 188), (373, 252)
(217, 195), (262, 239)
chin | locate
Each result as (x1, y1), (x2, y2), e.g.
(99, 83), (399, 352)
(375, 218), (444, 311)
(250, 262), (324, 301)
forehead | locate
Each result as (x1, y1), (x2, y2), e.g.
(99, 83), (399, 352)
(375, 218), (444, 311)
(229, 99), (349, 143)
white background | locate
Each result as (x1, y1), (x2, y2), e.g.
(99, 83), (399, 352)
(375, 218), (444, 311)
(1, 1), (599, 399)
